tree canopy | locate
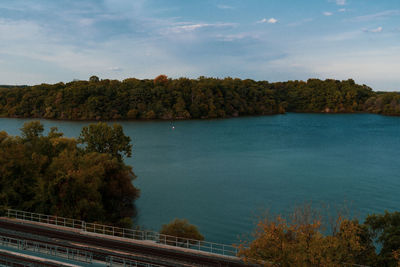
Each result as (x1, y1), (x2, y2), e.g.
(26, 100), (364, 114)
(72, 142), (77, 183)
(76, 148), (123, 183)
(238, 206), (399, 267)
(160, 218), (204, 246)
(0, 121), (139, 227)
(79, 122), (132, 161)
(1, 76), (397, 120)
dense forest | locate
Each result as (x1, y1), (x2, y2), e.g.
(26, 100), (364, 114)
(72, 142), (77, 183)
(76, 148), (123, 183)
(0, 121), (139, 227)
(0, 76), (399, 120)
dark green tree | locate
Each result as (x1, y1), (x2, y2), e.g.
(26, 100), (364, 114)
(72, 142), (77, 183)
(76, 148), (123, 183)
(89, 75), (100, 82)
(365, 211), (400, 266)
(79, 122), (132, 160)
(0, 122), (139, 227)
(160, 218), (204, 246)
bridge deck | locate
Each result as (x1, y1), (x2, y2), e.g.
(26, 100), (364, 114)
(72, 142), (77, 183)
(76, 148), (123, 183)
(0, 217), (251, 267)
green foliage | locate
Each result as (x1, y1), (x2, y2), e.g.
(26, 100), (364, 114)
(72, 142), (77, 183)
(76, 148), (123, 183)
(79, 122), (132, 161)
(364, 92), (400, 115)
(365, 211), (400, 266)
(89, 75), (100, 82)
(0, 121), (139, 226)
(160, 218), (204, 245)
(3, 76), (394, 121)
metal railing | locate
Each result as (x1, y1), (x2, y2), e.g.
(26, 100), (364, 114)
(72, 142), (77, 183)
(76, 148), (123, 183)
(106, 256), (164, 267)
(0, 257), (35, 267)
(0, 234), (93, 263)
(7, 209), (238, 257)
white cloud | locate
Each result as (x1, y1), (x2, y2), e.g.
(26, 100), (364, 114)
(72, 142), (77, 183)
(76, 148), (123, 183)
(371, 26), (383, 33)
(169, 22), (237, 33)
(216, 33), (261, 42)
(338, 8), (346, 12)
(268, 18), (278, 24)
(323, 12), (333, 16)
(363, 26), (383, 33)
(258, 18), (278, 24)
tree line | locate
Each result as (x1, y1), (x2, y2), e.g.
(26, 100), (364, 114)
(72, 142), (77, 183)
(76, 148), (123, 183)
(0, 121), (139, 227)
(0, 75), (399, 120)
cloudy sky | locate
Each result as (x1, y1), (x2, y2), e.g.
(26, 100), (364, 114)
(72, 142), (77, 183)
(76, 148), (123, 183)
(0, 0), (399, 91)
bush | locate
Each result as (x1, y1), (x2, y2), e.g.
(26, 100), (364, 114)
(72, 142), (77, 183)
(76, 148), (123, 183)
(160, 218), (204, 247)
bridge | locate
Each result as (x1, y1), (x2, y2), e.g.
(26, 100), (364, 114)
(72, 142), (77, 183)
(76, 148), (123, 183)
(0, 209), (251, 266)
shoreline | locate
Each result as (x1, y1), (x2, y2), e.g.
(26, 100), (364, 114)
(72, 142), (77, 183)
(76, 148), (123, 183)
(0, 111), (398, 123)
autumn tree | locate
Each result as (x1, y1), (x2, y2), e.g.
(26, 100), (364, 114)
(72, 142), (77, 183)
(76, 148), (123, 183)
(154, 74), (168, 86)
(238, 205), (375, 267)
(20, 121), (44, 140)
(79, 122), (132, 161)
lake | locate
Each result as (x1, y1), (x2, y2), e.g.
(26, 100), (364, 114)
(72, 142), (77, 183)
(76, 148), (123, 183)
(1, 113), (399, 245)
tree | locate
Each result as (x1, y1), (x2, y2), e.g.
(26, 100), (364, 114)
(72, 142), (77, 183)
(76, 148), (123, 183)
(20, 121), (44, 141)
(79, 122), (132, 161)
(0, 123), (139, 226)
(0, 131), (7, 143)
(238, 205), (374, 267)
(160, 218), (204, 246)
(89, 75), (100, 82)
(365, 211), (400, 266)
(154, 74), (168, 86)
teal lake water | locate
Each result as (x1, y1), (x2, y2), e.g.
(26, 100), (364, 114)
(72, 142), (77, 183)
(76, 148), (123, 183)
(1, 114), (399, 245)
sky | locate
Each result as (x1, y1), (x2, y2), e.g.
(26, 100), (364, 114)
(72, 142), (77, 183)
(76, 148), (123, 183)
(0, 0), (399, 91)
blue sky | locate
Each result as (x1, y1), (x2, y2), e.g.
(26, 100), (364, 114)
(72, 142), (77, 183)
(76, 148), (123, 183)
(0, 0), (399, 91)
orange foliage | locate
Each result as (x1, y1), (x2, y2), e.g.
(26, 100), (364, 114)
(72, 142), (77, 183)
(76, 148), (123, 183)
(154, 74), (168, 86)
(238, 205), (368, 267)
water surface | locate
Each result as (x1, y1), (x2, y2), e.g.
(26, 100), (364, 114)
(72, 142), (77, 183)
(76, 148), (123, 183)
(1, 113), (399, 244)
